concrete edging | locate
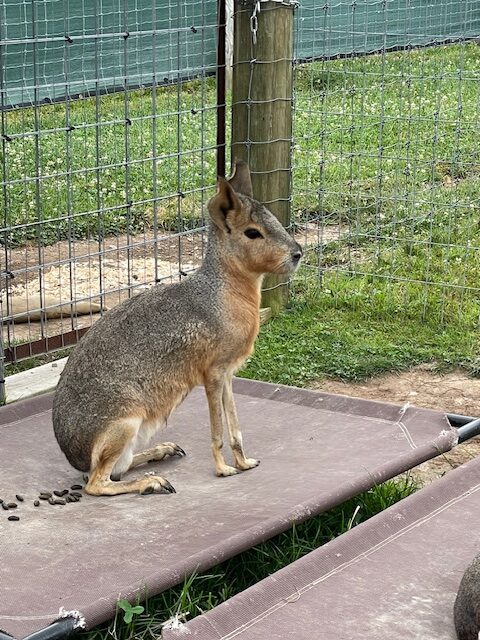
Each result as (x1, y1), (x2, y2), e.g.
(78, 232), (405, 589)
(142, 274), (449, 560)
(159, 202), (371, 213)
(5, 357), (67, 404)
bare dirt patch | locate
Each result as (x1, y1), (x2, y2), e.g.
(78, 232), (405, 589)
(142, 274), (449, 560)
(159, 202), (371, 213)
(295, 222), (344, 247)
(312, 363), (480, 486)
(2, 231), (204, 342)
(4, 230), (206, 279)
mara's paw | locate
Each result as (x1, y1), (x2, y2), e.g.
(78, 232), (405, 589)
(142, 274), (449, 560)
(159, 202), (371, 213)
(236, 458), (260, 471)
(216, 465), (239, 477)
(147, 442), (186, 462)
(171, 443), (186, 457)
(140, 473), (176, 495)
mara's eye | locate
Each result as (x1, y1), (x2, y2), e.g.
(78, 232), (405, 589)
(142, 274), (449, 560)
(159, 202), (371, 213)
(244, 228), (263, 240)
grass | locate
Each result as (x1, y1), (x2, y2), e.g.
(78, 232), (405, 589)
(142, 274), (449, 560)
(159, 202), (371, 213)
(80, 476), (418, 640)
(2, 43), (480, 249)
(292, 42), (480, 332)
(6, 261), (479, 384)
(240, 267), (480, 387)
(294, 43), (480, 219)
(4, 349), (72, 377)
(1, 79), (219, 244)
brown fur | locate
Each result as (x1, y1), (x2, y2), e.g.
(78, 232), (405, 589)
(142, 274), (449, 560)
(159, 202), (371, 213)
(52, 161), (302, 496)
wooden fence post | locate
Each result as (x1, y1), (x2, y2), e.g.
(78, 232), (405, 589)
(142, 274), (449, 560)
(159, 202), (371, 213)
(231, 0), (295, 315)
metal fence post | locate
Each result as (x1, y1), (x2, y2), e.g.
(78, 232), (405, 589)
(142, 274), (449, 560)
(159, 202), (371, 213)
(0, 315), (5, 405)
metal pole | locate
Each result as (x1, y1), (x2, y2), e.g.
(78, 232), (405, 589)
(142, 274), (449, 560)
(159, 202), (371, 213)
(216, 0), (227, 178)
(0, 324), (5, 404)
(0, 617), (78, 640)
(456, 418), (480, 444)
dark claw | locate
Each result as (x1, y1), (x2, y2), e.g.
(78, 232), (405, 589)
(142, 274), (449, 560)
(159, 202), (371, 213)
(175, 446), (186, 457)
(162, 481), (176, 494)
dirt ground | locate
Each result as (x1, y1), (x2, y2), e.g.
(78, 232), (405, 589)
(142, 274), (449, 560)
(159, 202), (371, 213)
(2, 231), (203, 341)
(313, 363), (480, 486)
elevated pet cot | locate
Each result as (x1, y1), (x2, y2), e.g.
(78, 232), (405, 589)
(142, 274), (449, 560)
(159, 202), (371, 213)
(0, 378), (477, 640)
(165, 440), (480, 640)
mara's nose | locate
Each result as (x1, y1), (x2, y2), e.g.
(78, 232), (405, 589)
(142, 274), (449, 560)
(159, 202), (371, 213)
(292, 246), (303, 263)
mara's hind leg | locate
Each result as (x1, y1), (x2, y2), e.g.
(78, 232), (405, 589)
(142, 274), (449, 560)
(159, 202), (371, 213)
(129, 442), (186, 470)
(222, 374), (259, 471)
(85, 419), (176, 496)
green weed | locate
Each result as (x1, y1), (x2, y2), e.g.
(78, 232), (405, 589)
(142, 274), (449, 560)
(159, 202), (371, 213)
(117, 600), (145, 626)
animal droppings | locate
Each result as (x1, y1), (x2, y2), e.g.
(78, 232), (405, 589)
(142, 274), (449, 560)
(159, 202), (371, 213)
(70, 491), (82, 499)
(15, 494), (24, 502)
(52, 498), (66, 505)
(48, 497), (56, 505)
(34, 500), (40, 507)
(39, 492), (52, 499)
(53, 490), (69, 497)
(7, 503), (17, 509)
(71, 484), (83, 490)
(8, 515), (20, 521)
(1, 503), (9, 511)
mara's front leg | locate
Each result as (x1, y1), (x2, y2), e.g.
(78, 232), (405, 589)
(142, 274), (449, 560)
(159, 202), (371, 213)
(204, 373), (238, 477)
(222, 374), (260, 471)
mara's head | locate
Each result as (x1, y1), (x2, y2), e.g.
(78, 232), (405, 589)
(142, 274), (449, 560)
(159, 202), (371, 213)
(207, 161), (302, 276)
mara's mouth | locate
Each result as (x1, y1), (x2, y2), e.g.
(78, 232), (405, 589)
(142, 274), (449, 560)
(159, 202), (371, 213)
(275, 256), (302, 276)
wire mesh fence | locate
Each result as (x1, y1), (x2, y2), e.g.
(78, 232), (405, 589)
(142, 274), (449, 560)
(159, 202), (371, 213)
(2, 0), (480, 400)
(1, 0), (218, 107)
(0, 0), (225, 395)
(292, 1), (480, 327)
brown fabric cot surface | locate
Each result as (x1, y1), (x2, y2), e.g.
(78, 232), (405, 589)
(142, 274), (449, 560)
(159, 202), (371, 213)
(0, 379), (456, 639)
(166, 444), (480, 640)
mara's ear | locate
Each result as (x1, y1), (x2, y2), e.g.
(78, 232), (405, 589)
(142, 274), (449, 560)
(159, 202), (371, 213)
(208, 177), (242, 233)
(228, 159), (253, 198)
